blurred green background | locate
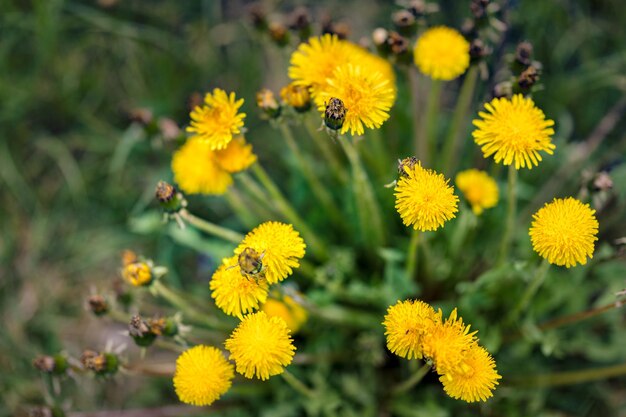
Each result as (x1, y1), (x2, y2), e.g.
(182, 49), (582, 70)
(1, 0), (626, 416)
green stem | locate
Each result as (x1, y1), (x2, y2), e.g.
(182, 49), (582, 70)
(281, 370), (316, 398)
(538, 300), (624, 332)
(278, 122), (344, 227)
(151, 281), (231, 331)
(441, 65), (479, 174)
(408, 67), (425, 162)
(420, 79), (442, 164)
(304, 114), (348, 184)
(392, 362), (431, 395)
(308, 303), (381, 329)
(251, 163), (327, 260)
(179, 210), (244, 244)
(405, 229), (420, 281)
(338, 137), (385, 247)
(498, 165), (518, 264)
(225, 188), (257, 228)
(508, 361), (626, 388)
(509, 259), (551, 323)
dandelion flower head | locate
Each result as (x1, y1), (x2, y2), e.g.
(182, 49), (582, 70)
(422, 308), (478, 376)
(214, 137), (257, 174)
(234, 222), (306, 284)
(383, 300), (442, 360)
(455, 169), (499, 215)
(473, 94), (555, 169)
(173, 345), (234, 406)
(171, 139), (233, 195)
(529, 197), (599, 267)
(225, 311), (296, 380)
(439, 344), (501, 403)
(122, 262), (152, 286)
(395, 162), (459, 231)
(262, 295), (308, 333)
(414, 26), (470, 81)
(210, 256), (269, 319)
(315, 63), (396, 136)
(186, 88), (246, 150)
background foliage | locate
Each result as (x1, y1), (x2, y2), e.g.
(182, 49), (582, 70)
(1, 0), (626, 416)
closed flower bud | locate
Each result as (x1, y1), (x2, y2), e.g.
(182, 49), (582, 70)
(280, 83), (311, 113)
(129, 315), (157, 347)
(324, 98), (347, 131)
(122, 261), (153, 287)
(149, 316), (178, 337)
(33, 354), (67, 375)
(321, 17), (350, 40)
(268, 22), (289, 47)
(372, 28), (390, 56)
(288, 7), (312, 41)
(248, 3), (267, 31)
(517, 65), (540, 90)
(387, 31), (412, 64)
(515, 41), (533, 66)
(155, 181), (186, 214)
(256, 88), (281, 119)
(469, 38), (490, 62)
(470, 0), (490, 19)
(81, 350), (119, 376)
(392, 10), (417, 36)
(87, 295), (108, 316)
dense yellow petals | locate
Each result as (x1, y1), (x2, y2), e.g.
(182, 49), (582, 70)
(234, 222), (306, 284)
(214, 137), (257, 174)
(186, 88), (246, 150)
(395, 162), (459, 231)
(173, 345), (234, 406)
(414, 26), (470, 81)
(171, 139), (233, 195)
(529, 197), (599, 267)
(455, 169), (499, 215)
(440, 345), (501, 403)
(473, 94), (555, 169)
(262, 295), (308, 334)
(121, 262), (152, 287)
(210, 256), (269, 318)
(383, 300), (441, 360)
(225, 312), (296, 380)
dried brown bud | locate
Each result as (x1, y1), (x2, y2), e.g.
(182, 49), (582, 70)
(518, 65), (539, 90)
(269, 22), (289, 47)
(81, 350), (107, 373)
(321, 17), (350, 40)
(155, 181), (176, 203)
(288, 6), (312, 39)
(392, 10), (416, 36)
(128, 108), (153, 125)
(398, 156), (419, 177)
(387, 31), (410, 56)
(248, 3), (267, 31)
(492, 81), (512, 99)
(408, 0), (426, 16)
(515, 41), (533, 66)
(470, 0), (490, 19)
(33, 355), (56, 373)
(470, 38), (490, 61)
(129, 315), (151, 338)
(155, 181), (185, 213)
(157, 118), (181, 140)
(88, 295), (108, 316)
(324, 98), (347, 131)
(594, 172), (613, 191)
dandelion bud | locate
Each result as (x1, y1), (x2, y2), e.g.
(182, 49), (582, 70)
(33, 354), (68, 375)
(324, 97), (347, 131)
(256, 88), (281, 119)
(397, 156), (419, 177)
(155, 181), (186, 213)
(129, 315), (157, 347)
(122, 261), (153, 287)
(517, 65), (539, 90)
(470, 0), (490, 19)
(408, 0), (426, 16)
(81, 350), (119, 376)
(321, 17), (350, 40)
(387, 31), (412, 64)
(515, 41), (533, 66)
(593, 172), (613, 191)
(149, 316), (178, 337)
(372, 28), (390, 56)
(268, 22), (290, 47)
(392, 10), (416, 36)
(492, 81), (512, 99)
(280, 83), (311, 113)
(248, 3), (267, 31)
(288, 7), (312, 41)
(87, 295), (108, 316)
(469, 38), (490, 62)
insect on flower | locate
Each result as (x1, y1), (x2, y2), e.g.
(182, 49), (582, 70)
(229, 247), (266, 278)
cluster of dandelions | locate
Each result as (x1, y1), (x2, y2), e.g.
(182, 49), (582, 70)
(175, 221), (306, 406)
(384, 300), (501, 402)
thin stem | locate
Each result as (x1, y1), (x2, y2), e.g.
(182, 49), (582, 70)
(179, 210), (243, 244)
(508, 259), (551, 323)
(441, 65), (479, 174)
(498, 165), (518, 264)
(405, 229), (420, 281)
(280, 370), (316, 398)
(251, 163), (327, 260)
(277, 122), (344, 227)
(151, 281), (231, 331)
(538, 300), (624, 332)
(225, 188), (257, 228)
(392, 362), (431, 395)
(338, 137), (385, 247)
(409, 67), (425, 161)
(303, 114), (348, 184)
(508, 361), (626, 388)
(307, 303), (381, 329)
(420, 79), (442, 164)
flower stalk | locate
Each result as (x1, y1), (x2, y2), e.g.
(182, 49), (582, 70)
(280, 369), (316, 398)
(392, 362), (431, 395)
(405, 229), (420, 280)
(499, 165), (518, 263)
(508, 259), (551, 323)
(179, 210), (244, 244)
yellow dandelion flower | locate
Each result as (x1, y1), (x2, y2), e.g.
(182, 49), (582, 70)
(472, 94), (556, 169)
(413, 26), (470, 81)
(171, 139), (233, 195)
(422, 308), (477, 376)
(214, 137), (257, 174)
(225, 311), (296, 380)
(173, 345), (234, 406)
(122, 262), (152, 286)
(280, 82), (312, 112)
(440, 344), (501, 403)
(262, 295), (308, 333)
(234, 222), (306, 284)
(395, 162), (459, 231)
(315, 63), (396, 136)
(210, 256), (269, 319)
(382, 300), (442, 360)
(186, 88), (246, 150)
(288, 34), (356, 96)
(345, 42), (397, 90)
(529, 197), (599, 267)
(455, 169), (499, 215)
